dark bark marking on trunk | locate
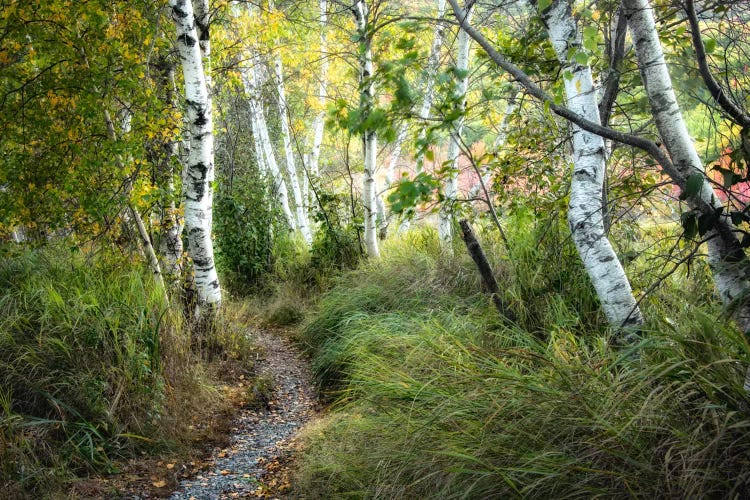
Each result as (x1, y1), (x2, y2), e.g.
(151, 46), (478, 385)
(193, 256), (212, 268)
(172, 1), (189, 18)
(192, 161), (208, 179)
(177, 34), (197, 47)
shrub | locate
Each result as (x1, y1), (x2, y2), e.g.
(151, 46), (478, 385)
(214, 169), (284, 293)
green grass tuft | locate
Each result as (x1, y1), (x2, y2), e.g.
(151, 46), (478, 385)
(292, 220), (750, 498)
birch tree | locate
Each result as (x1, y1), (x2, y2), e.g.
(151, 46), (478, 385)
(621, 0), (750, 336)
(306, 0), (329, 208)
(384, 0), (447, 235)
(397, 0), (448, 233)
(104, 108), (168, 304)
(241, 56), (298, 231)
(438, 6), (472, 247)
(353, 0), (380, 258)
(446, 0), (750, 337)
(170, 0), (221, 307)
(154, 60), (184, 289)
(443, 0), (648, 331)
(274, 55), (313, 244)
(537, 0), (643, 329)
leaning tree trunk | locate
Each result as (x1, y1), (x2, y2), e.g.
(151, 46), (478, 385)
(274, 55), (313, 244)
(400, 0), (447, 233)
(540, 0), (643, 331)
(242, 56), (297, 231)
(623, 0), (750, 338)
(415, 0), (447, 173)
(104, 108), (169, 304)
(438, 6), (472, 247)
(170, 0), (221, 307)
(306, 0), (329, 210)
(353, 0), (380, 258)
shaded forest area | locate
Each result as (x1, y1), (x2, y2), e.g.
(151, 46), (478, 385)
(3, 0), (750, 497)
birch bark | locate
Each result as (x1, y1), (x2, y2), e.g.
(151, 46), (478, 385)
(623, 0), (750, 335)
(539, 0), (643, 330)
(438, 7), (472, 246)
(274, 56), (313, 244)
(170, 0), (221, 307)
(400, 0), (447, 232)
(241, 58), (297, 231)
(157, 62), (184, 289)
(353, 0), (380, 257)
(308, 0), (328, 186)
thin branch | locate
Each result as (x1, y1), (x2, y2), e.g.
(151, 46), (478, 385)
(686, 0), (750, 129)
(445, 0), (684, 188)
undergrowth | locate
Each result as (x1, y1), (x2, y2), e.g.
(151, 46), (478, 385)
(0, 244), (255, 497)
(292, 217), (750, 498)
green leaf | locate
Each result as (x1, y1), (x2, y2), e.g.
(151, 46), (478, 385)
(704, 38), (716, 54)
(681, 211), (698, 240)
(537, 0), (552, 11)
(582, 26), (598, 51)
(681, 173), (704, 200)
(573, 51), (590, 66)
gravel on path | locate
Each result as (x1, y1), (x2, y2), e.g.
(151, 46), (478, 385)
(168, 330), (317, 500)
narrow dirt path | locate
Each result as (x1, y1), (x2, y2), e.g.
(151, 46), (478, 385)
(168, 329), (317, 499)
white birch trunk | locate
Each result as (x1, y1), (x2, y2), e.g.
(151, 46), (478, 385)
(159, 63), (184, 289)
(623, 0), (750, 387)
(401, 0), (447, 233)
(248, 92), (269, 176)
(10, 226), (25, 243)
(170, 0), (221, 307)
(354, 0), (380, 257)
(274, 55), (313, 244)
(415, 0), (447, 173)
(438, 7), (472, 247)
(242, 59), (297, 231)
(542, 0), (643, 330)
(624, 0), (750, 330)
(308, 0), (328, 184)
(193, 0), (211, 91)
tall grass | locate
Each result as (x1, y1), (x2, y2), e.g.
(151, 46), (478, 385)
(293, 219), (750, 498)
(0, 244), (246, 496)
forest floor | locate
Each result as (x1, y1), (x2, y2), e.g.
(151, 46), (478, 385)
(72, 327), (319, 499)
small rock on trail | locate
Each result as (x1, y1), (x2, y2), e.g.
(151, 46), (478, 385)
(168, 329), (317, 499)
